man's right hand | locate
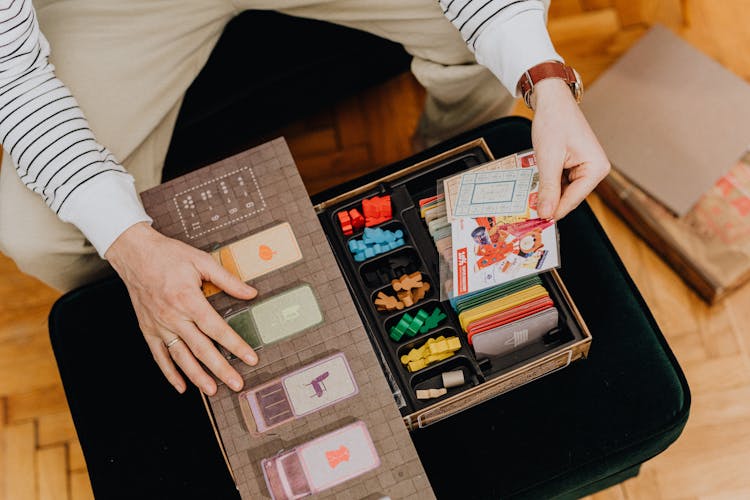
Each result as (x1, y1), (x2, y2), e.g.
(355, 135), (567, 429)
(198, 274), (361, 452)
(105, 222), (258, 395)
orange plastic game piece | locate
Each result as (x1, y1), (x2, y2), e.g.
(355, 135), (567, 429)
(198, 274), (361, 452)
(374, 291), (403, 311)
(392, 271), (422, 292)
(411, 282), (430, 302)
(397, 290), (414, 307)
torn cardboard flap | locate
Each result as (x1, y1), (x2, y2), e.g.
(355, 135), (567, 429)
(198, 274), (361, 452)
(581, 24), (750, 216)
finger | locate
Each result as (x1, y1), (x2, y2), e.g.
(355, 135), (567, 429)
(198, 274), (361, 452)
(553, 165), (603, 219)
(166, 335), (219, 395)
(176, 321), (245, 392)
(533, 144), (566, 219)
(197, 254), (257, 300)
(146, 336), (186, 393)
(189, 296), (258, 367)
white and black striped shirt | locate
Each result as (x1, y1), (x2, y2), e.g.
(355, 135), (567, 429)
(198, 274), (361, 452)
(0, 0), (558, 257)
(442, 0), (561, 93)
(0, 0), (151, 256)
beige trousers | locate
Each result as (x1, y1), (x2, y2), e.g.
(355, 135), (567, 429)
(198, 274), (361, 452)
(0, 0), (513, 291)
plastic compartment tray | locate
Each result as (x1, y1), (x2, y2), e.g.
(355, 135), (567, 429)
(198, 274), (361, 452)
(315, 148), (590, 420)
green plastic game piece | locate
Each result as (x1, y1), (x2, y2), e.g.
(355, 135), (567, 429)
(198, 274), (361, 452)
(406, 309), (430, 337)
(390, 313), (414, 342)
(419, 307), (447, 334)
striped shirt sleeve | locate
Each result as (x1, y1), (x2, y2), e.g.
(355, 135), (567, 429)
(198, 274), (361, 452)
(439, 0), (563, 95)
(0, 0), (151, 257)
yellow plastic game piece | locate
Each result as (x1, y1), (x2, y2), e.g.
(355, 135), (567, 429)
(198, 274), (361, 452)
(407, 358), (428, 372)
(425, 352), (453, 364)
(426, 337), (461, 356)
(400, 335), (461, 372)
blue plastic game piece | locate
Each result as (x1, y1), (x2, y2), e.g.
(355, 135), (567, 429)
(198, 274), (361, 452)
(348, 226), (407, 262)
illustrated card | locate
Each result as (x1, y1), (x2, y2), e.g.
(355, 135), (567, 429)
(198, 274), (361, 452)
(224, 284), (323, 351)
(240, 353), (358, 435)
(453, 168), (535, 218)
(452, 217), (559, 298)
(202, 222), (302, 297)
(229, 222), (302, 280)
(250, 284), (323, 344)
(442, 150), (537, 220)
(262, 421), (380, 499)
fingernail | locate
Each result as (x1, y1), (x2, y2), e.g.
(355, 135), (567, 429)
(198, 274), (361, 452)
(175, 384), (185, 394)
(246, 285), (258, 298)
(229, 378), (243, 391)
(244, 353), (258, 366)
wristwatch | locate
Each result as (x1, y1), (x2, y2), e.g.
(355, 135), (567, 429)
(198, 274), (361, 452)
(518, 61), (583, 109)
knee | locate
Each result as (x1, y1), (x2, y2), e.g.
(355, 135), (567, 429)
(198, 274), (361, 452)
(0, 216), (109, 291)
(0, 218), (56, 283)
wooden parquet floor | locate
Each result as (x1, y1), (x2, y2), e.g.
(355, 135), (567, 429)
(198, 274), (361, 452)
(2, 1), (750, 498)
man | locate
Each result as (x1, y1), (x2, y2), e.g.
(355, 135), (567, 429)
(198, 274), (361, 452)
(0, 0), (609, 395)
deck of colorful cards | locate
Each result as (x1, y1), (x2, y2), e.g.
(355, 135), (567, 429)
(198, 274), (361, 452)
(414, 150), (567, 365)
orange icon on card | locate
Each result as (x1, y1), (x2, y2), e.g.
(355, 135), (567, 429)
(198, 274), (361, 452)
(258, 244), (275, 261)
(325, 446), (350, 469)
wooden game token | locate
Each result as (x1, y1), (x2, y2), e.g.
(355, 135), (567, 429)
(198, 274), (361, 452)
(416, 388), (447, 400)
(441, 370), (465, 389)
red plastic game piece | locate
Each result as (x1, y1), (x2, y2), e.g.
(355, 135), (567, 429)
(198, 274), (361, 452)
(362, 195), (393, 227)
(349, 208), (365, 231)
(337, 211), (353, 235)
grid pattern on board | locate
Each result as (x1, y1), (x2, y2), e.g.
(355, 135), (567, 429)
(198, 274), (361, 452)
(140, 138), (432, 499)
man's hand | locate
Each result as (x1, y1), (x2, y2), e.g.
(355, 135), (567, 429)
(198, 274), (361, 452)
(106, 222), (258, 395)
(530, 78), (610, 220)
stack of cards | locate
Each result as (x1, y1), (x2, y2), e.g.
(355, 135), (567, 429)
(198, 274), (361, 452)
(441, 153), (560, 299)
(419, 194), (450, 241)
(418, 150), (562, 359)
(453, 276), (558, 358)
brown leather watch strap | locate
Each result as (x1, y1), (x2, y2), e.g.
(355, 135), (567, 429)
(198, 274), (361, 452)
(518, 61), (581, 108)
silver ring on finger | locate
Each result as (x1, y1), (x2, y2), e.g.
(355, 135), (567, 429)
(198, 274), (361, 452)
(165, 337), (183, 349)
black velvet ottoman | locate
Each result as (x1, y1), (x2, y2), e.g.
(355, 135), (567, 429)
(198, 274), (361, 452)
(49, 117), (690, 500)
